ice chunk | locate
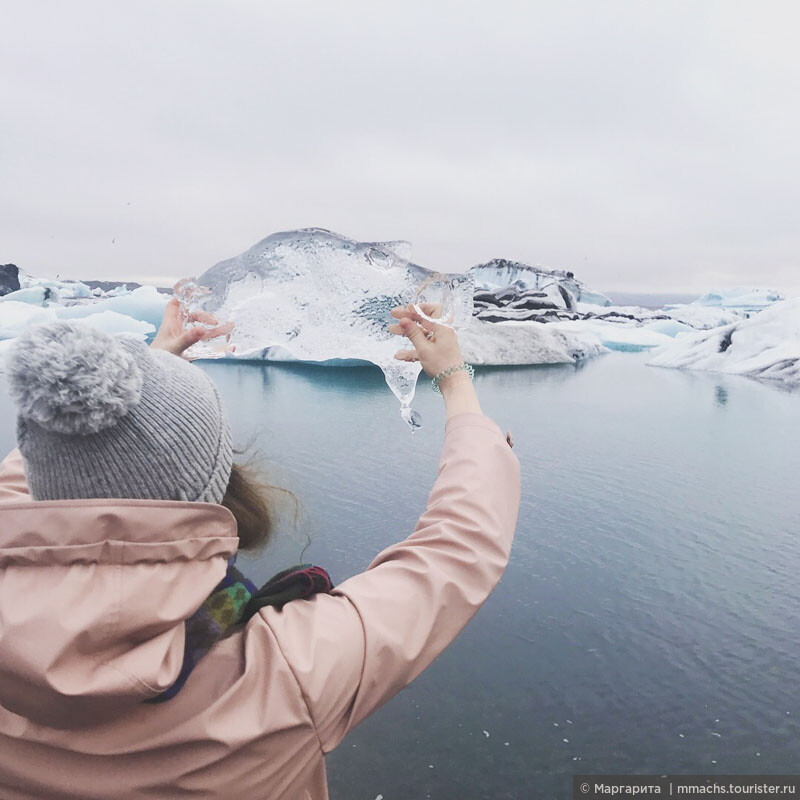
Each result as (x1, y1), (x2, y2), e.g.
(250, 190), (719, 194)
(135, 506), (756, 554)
(643, 318), (694, 337)
(648, 298), (800, 384)
(0, 301), (58, 340)
(0, 286), (56, 306)
(555, 320), (673, 352)
(188, 229), (475, 429)
(56, 285), (168, 330)
(75, 310), (155, 339)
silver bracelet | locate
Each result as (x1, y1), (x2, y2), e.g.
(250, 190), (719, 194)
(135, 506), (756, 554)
(431, 362), (474, 394)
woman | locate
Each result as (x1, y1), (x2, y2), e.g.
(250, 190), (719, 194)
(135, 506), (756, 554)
(0, 299), (520, 799)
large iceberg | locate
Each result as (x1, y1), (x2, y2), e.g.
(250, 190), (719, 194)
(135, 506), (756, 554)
(647, 298), (800, 384)
(191, 228), (475, 429)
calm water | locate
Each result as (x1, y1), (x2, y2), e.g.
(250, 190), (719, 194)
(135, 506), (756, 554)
(1, 353), (799, 799)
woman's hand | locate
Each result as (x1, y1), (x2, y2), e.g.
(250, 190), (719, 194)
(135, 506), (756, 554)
(150, 297), (234, 359)
(387, 302), (465, 378)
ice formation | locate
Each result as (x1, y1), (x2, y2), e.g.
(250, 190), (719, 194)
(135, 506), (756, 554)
(190, 228), (475, 428)
(17, 270), (92, 300)
(0, 301), (58, 340)
(647, 298), (800, 384)
(56, 286), (168, 330)
(469, 258), (612, 307)
(679, 286), (785, 310)
(555, 320), (674, 352)
(456, 319), (606, 364)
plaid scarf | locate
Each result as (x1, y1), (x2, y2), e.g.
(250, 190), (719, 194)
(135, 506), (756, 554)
(146, 558), (333, 703)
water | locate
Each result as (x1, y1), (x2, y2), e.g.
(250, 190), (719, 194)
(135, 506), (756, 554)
(1, 353), (798, 798)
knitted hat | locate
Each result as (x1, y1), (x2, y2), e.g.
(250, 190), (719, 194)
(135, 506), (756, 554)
(6, 321), (233, 504)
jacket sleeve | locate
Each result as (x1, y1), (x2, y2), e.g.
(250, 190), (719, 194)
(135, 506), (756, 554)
(259, 412), (521, 752)
(0, 449), (30, 503)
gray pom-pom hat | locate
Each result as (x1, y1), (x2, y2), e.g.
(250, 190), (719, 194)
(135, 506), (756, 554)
(6, 321), (233, 504)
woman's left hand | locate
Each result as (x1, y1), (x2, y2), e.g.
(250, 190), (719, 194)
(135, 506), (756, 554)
(150, 297), (234, 359)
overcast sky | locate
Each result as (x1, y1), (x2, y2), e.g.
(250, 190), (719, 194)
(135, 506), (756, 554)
(2, 0), (799, 295)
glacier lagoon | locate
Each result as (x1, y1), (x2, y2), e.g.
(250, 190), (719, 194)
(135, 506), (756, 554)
(0, 352), (798, 798)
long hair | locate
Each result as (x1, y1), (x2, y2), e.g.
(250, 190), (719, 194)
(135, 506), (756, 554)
(221, 455), (302, 554)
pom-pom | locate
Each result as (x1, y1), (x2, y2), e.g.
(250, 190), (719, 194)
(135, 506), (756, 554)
(6, 321), (143, 435)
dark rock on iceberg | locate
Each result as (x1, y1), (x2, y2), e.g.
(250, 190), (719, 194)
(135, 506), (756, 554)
(0, 264), (21, 296)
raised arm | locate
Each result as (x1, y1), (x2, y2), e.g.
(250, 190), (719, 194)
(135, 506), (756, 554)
(259, 410), (520, 750)
(253, 303), (520, 750)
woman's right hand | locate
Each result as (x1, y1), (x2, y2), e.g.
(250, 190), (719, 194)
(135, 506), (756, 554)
(388, 302), (482, 418)
(387, 302), (465, 379)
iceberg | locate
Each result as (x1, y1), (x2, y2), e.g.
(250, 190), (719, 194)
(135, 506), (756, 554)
(469, 259), (612, 307)
(73, 310), (155, 339)
(56, 285), (168, 330)
(17, 270), (92, 300)
(554, 320), (673, 352)
(680, 286), (785, 310)
(0, 301), (58, 341)
(457, 319), (606, 364)
(190, 228), (475, 429)
(0, 286), (58, 306)
(647, 298), (800, 384)
(662, 286), (784, 329)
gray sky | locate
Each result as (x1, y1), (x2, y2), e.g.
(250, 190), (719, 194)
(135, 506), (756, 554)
(2, 0), (799, 295)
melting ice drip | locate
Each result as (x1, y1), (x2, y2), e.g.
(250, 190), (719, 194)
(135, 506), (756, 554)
(177, 228), (475, 430)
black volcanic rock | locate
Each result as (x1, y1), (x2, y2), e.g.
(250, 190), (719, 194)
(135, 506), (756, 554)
(0, 264), (20, 296)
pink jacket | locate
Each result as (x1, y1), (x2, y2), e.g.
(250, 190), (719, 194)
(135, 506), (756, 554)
(0, 412), (520, 799)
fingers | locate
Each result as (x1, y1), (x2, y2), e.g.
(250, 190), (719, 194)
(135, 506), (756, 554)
(394, 348), (419, 362)
(162, 297), (181, 325)
(188, 308), (219, 325)
(392, 304), (438, 334)
(390, 302), (441, 324)
(197, 321), (235, 340)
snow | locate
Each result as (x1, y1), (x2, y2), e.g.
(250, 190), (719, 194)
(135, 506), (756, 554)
(648, 298), (800, 384)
